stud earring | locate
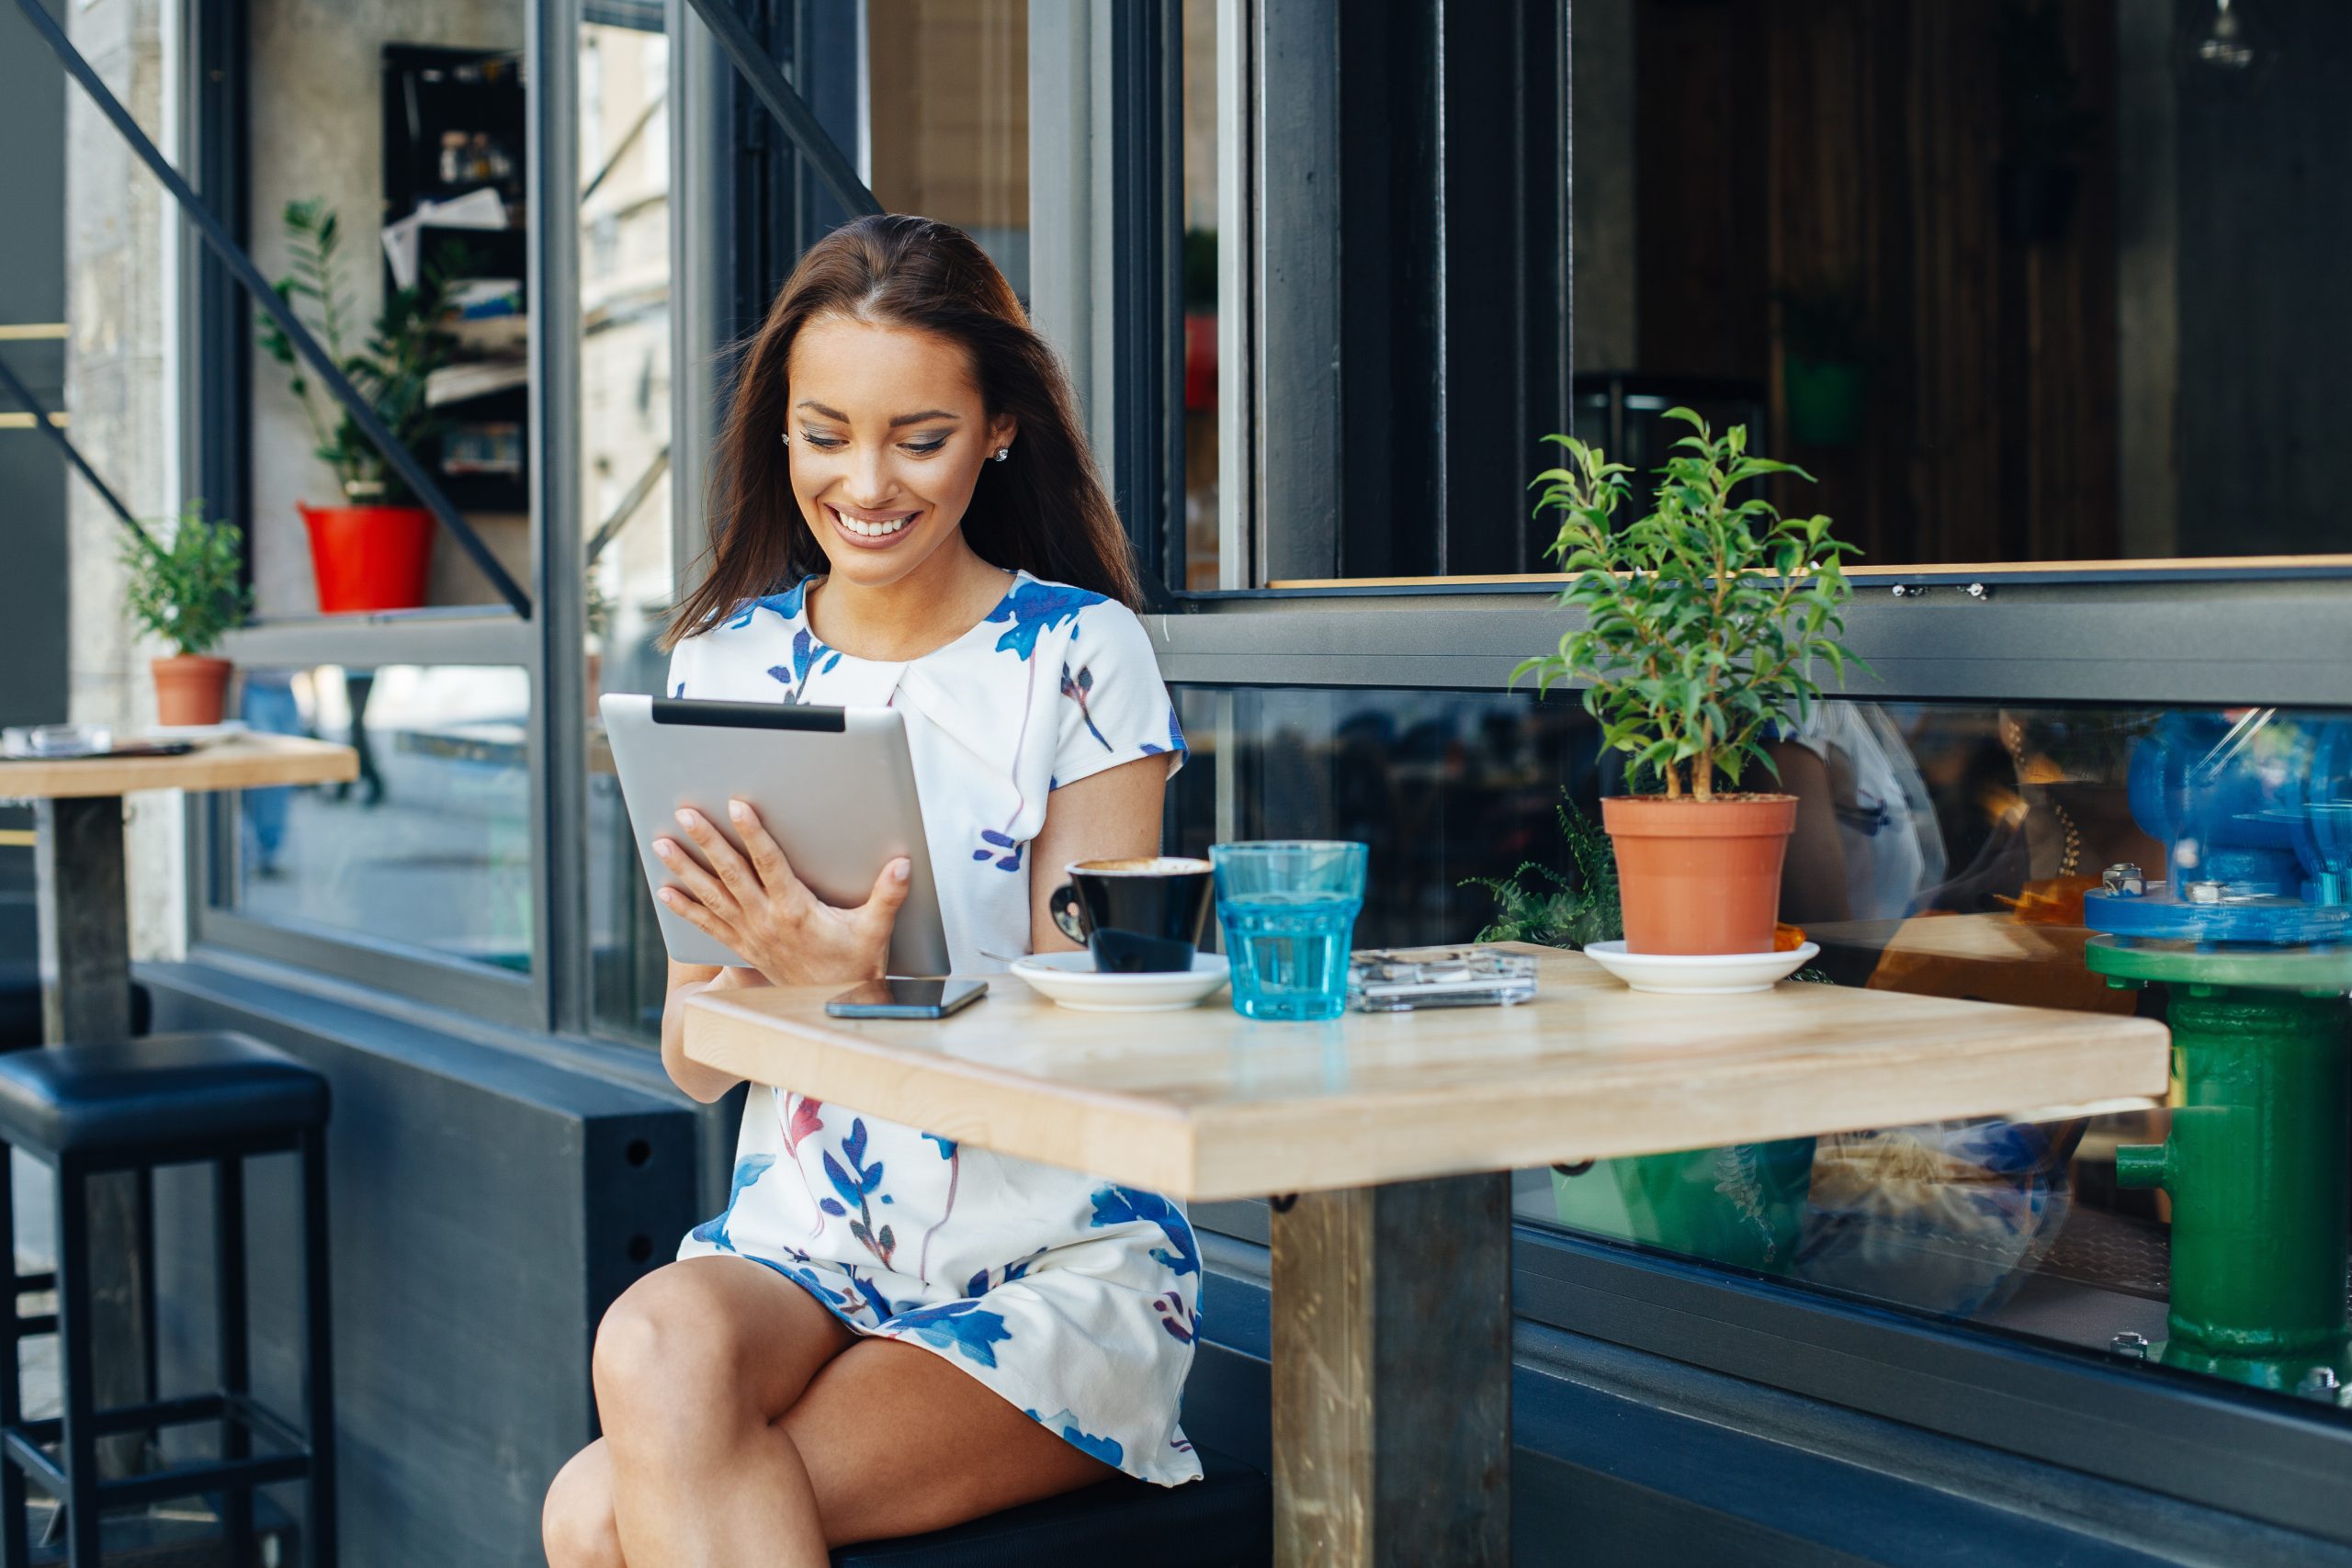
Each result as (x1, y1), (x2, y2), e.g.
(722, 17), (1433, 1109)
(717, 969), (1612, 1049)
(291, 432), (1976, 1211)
(993, 446), (1011, 463)
(779, 432), (792, 447)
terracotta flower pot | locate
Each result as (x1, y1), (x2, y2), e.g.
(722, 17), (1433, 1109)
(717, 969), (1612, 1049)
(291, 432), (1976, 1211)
(152, 655), (233, 728)
(1601, 794), (1798, 956)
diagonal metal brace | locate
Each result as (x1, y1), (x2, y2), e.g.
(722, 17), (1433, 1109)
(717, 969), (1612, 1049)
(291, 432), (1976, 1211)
(0, 349), (155, 551)
(12, 0), (532, 618)
(684, 0), (883, 221)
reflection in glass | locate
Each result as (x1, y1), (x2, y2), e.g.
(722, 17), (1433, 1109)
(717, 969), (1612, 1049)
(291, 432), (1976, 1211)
(1180, 0), (1221, 589)
(580, 11), (675, 1041)
(865, 0), (1030, 298)
(1180, 685), (2352, 1404)
(232, 666), (534, 968)
(1563, 0), (2352, 567)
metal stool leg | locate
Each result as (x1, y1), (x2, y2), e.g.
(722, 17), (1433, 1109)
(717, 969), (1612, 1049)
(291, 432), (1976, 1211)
(215, 1157), (252, 1567)
(55, 1157), (98, 1568)
(0, 1146), (26, 1568)
(300, 1130), (334, 1568)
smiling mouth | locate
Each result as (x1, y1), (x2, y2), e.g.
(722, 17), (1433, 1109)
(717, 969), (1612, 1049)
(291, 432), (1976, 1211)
(827, 503), (917, 541)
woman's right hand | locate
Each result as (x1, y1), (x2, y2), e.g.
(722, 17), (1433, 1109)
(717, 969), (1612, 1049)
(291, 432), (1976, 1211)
(653, 800), (911, 987)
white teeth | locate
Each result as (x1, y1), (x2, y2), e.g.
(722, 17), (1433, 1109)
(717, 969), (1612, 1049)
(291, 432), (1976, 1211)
(835, 507), (911, 538)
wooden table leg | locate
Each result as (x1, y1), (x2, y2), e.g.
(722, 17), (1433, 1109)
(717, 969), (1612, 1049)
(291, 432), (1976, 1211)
(32, 795), (151, 1479)
(1270, 1171), (1512, 1568)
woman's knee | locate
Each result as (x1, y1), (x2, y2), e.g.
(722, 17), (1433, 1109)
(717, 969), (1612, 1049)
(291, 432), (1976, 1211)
(541, 1442), (621, 1568)
(593, 1265), (751, 1424)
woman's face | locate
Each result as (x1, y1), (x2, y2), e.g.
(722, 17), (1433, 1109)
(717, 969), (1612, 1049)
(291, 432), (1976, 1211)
(784, 313), (1017, 591)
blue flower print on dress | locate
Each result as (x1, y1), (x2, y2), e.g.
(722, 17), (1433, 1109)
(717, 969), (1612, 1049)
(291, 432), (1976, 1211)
(972, 828), (1023, 873)
(1024, 1408), (1125, 1469)
(1060, 663), (1112, 751)
(820, 1118), (897, 1269)
(690, 1154), (777, 1251)
(1151, 1291), (1197, 1345)
(726, 578), (810, 629)
(965, 1247), (1046, 1299)
(986, 579), (1105, 660)
(1140, 706), (1186, 759)
(747, 1255), (862, 1320)
(889, 1298), (1013, 1368)
(672, 681), (686, 698)
(1087, 1186), (1199, 1278)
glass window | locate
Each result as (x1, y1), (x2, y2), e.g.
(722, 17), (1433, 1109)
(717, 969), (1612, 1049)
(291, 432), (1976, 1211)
(1180, 0), (1223, 590)
(1180, 684), (2352, 1409)
(1568, 0), (2352, 571)
(865, 0), (1030, 299)
(245, 2), (533, 615)
(580, 8), (676, 1042)
(230, 665), (534, 969)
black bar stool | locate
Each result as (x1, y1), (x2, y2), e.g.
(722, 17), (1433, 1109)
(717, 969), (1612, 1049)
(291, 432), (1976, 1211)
(831, 1444), (1272, 1567)
(0, 1032), (334, 1568)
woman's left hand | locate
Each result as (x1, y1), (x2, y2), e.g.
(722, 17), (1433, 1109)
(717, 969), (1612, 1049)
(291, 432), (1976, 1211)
(653, 800), (910, 987)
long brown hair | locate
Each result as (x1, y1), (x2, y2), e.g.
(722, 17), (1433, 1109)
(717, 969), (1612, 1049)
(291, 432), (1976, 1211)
(664, 214), (1140, 648)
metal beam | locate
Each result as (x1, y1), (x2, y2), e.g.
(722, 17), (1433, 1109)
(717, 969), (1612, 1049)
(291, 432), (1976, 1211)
(682, 0), (882, 220)
(10, 0), (533, 619)
(0, 348), (153, 550)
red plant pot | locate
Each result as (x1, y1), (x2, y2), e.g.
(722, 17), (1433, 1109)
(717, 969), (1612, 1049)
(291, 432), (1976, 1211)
(300, 503), (435, 614)
(1601, 794), (1798, 956)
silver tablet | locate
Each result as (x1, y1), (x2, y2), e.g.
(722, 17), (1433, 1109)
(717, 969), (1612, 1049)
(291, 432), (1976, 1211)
(600, 694), (952, 976)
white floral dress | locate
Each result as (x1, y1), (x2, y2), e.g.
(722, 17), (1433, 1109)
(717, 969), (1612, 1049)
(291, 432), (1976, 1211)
(665, 570), (1202, 1486)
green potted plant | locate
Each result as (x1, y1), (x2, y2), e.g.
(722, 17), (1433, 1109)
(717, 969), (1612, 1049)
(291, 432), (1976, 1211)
(260, 198), (468, 613)
(1775, 283), (1875, 448)
(123, 502), (253, 727)
(1517, 410), (1863, 955)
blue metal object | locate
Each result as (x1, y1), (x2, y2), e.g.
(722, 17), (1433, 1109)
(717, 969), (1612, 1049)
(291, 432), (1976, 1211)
(2084, 710), (2352, 946)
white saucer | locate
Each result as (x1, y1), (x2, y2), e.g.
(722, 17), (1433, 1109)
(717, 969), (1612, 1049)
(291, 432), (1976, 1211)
(1008, 951), (1230, 1012)
(1581, 940), (1820, 995)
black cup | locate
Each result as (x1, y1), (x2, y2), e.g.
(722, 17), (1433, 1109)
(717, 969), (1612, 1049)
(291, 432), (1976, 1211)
(1049, 857), (1215, 973)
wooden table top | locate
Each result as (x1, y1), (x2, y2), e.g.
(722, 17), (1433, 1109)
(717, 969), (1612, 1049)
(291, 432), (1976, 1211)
(684, 942), (2172, 1201)
(0, 733), (358, 800)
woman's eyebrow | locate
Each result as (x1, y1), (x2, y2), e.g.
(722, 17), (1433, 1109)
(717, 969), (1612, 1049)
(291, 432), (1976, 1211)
(791, 400), (962, 428)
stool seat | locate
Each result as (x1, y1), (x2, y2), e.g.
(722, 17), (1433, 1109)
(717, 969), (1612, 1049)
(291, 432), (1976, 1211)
(0, 1032), (327, 1155)
(831, 1444), (1271, 1567)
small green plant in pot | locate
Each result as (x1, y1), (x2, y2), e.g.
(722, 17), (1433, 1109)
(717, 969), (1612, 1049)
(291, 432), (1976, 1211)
(1517, 410), (1863, 955)
(123, 502), (253, 727)
(261, 198), (469, 613)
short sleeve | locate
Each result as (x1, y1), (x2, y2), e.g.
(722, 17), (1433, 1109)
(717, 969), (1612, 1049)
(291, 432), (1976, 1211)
(1050, 603), (1186, 791)
(664, 635), (699, 699)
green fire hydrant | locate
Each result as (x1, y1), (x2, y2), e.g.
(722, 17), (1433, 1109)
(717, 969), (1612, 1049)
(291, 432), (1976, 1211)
(2087, 938), (2352, 1393)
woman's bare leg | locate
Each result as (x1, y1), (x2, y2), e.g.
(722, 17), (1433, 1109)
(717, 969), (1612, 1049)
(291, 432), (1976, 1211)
(585, 1257), (855, 1568)
(784, 1337), (1122, 1549)
(541, 1439), (622, 1568)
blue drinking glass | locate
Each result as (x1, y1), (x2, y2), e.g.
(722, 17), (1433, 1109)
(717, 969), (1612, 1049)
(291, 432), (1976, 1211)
(1211, 840), (1369, 1021)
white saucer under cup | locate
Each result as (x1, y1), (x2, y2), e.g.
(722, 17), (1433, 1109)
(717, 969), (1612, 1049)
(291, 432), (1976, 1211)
(1580, 941), (1819, 996)
(1008, 951), (1230, 1012)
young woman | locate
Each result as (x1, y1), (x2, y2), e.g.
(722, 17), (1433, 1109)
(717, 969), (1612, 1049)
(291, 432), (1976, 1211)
(541, 215), (1200, 1566)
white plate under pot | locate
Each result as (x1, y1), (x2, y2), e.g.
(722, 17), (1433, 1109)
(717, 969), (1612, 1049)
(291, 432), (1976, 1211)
(1581, 940), (1819, 996)
(1008, 950), (1230, 1012)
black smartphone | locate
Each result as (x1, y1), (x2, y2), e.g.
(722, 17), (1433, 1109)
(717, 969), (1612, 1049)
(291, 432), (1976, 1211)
(824, 977), (988, 1020)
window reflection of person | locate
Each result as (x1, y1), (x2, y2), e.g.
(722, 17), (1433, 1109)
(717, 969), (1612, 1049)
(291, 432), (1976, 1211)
(1769, 701), (1947, 928)
(1793, 710), (2165, 1320)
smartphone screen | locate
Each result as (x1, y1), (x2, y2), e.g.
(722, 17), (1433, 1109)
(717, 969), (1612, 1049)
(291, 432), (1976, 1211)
(825, 977), (988, 1020)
